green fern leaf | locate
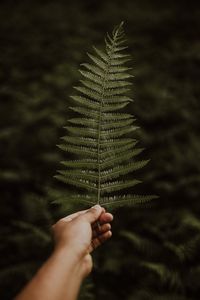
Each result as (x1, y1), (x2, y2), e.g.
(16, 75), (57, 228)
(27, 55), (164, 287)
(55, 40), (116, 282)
(79, 69), (101, 85)
(54, 175), (97, 191)
(55, 22), (157, 207)
(68, 118), (98, 128)
(100, 160), (150, 181)
(69, 106), (99, 118)
(102, 101), (130, 112)
(61, 136), (97, 147)
(101, 118), (135, 130)
(57, 144), (97, 157)
(102, 112), (134, 120)
(74, 86), (101, 101)
(81, 63), (104, 77)
(101, 195), (158, 207)
(61, 159), (98, 169)
(87, 52), (107, 70)
(104, 80), (132, 88)
(64, 126), (98, 137)
(80, 80), (103, 94)
(70, 95), (100, 109)
(93, 46), (109, 62)
(107, 72), (133, 80)
(100, 138), (136, 148)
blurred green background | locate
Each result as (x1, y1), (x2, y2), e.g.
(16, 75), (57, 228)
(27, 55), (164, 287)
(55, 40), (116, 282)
(0, 0), (200, 299)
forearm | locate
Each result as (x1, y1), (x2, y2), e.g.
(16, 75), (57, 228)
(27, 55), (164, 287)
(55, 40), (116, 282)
(15, 247), (84, 300)
(15, 206), (113, 300)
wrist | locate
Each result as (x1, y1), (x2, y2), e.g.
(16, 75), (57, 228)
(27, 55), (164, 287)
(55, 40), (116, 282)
(55, 238), (90, 260)
(53, 244), (87, 280)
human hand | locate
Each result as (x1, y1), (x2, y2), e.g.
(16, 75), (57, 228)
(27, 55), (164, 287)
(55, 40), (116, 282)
(52, 205), (113, 277)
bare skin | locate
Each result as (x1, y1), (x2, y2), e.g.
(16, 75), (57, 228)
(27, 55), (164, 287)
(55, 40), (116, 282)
(15, 205), (113, 300)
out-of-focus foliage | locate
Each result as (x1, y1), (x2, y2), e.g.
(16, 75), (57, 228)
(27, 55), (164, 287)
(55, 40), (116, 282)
(0, 0), (200, 299)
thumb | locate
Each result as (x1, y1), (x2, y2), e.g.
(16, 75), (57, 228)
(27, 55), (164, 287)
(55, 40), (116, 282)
(83, 205), (103, 224)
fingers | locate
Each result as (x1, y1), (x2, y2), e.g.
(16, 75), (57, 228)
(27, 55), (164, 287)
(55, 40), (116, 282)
(56, 206), (113, 228)
(90, 222), (112, 253)
(98, 212), (113, 225)
(81, 205), (103, 224)
(92, 212), (113, 234)
(92, 223), (111, 238)
(89, 230), (112, 253)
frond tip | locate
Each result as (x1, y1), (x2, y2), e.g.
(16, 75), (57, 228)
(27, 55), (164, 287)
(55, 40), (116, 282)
(55, 22), (157, 208)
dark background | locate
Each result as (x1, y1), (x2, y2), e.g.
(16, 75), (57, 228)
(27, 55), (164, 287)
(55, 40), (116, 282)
(0, 0), (200, 299)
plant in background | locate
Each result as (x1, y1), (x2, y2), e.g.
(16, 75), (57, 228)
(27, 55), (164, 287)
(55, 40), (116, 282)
(119, 210), (200, 300)
(55, 22), (157, 208)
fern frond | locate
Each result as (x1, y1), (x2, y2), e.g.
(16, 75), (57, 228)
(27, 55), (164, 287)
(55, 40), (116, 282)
(73, 86), (102, 101)
(55, 22), (157, 207)
(70, 96), (99, 110)
(69, 106), (99, 118)
(100, 195), (158, 207)
(64, 126), (98, 137)
(80, 80), (103, 93)
(104, 80), (132, 88)
(100, 160), (150, 181)
(54, 175), (97, 191)
(102, 101), (130, 112)
(61, 159), (98, 169)
(87, 52), (107, 70)
(61, 136), (97, 146)
(107, 72), (133, 80)
(102, 95), (133, 103)
(99, 141), (137, 159)
(101, 179), (141, 193)
(81, 63), (104, 77)
(79, 69), (101, 85)
(58, 169), (98, 181)
(101, 118), (135, 130)
(100, 138), (136, 148)
(103, 88), (131, 96)
(102, 112), (134, 120)
(68, 118), (98, 128)
(100, 148), (144, 169)
(93, 46), (109, 62)
(109, 66), (132, 73)
(100, 125), (138, 139)
(57, 144), (97, 157)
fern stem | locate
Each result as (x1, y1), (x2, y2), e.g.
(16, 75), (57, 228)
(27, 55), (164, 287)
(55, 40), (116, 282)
(97, 29), (118, 204)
